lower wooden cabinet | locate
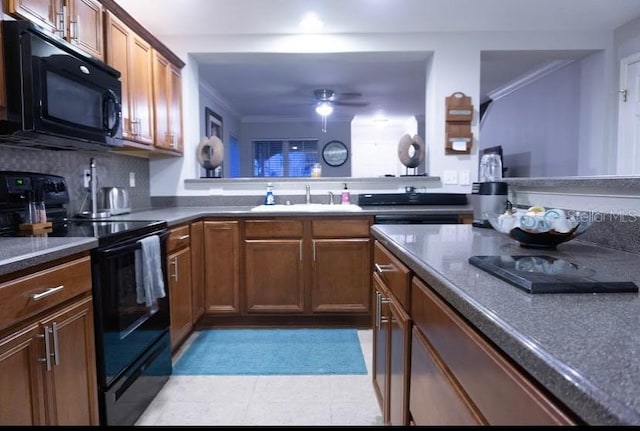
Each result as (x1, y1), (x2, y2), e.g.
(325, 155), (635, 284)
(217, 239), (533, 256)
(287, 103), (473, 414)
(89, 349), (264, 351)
(0, 294), (98, 425)
(242, 217), (372, 317)
(372, 270), (411, 426)
(410, 277), (577, 425)
(190, 221), (204, 323)
(312, 238), (370, 313)
(167, 225), (192, 350)
(203, 221), (240, 314)
(409, 326), (482, 425)
(245, 239), (305, 313)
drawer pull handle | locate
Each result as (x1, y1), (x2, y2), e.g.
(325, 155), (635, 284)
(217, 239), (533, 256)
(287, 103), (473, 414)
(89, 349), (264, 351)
(374, 263), (396, 273)
(178, 234), (190, 240)
(30, 285), (64, 301)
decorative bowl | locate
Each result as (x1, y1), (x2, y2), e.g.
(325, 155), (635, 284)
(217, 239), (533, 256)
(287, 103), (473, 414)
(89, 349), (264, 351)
(485, 208), (592, 249)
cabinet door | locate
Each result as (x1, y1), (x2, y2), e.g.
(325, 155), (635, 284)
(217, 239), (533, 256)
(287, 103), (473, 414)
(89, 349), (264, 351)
(371, 274), (390, 422)
(7, 0), (60, 34)
(129, 33), (154, 145)
(245, 239), (304, 313)
(152, 50), (171, 150)
(168, 63), (183, 152)
(311, 238), (370, 313)
(410, 327), (482, 425)
(203, 221), (240, 314)
(39, 296), (99, 425)
(0, 323), (45, 425)
(68, 0), (103, 60)
(105, 12), (131, 138)
(168, 247), (192, 349)
(388, 299), (411, 426)
(190, 221), (205, 323)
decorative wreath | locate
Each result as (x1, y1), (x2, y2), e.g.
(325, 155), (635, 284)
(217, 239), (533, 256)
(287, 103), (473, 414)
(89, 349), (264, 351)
(397, 134), (425, 168)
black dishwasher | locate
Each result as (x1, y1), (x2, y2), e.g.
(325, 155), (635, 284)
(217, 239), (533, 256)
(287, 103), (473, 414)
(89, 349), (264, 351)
(359, 192), (468, 224)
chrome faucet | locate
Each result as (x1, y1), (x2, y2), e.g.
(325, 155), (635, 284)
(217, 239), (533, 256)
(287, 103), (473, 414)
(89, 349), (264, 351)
(305, 184), (311, 204)
(328, 191), (334, 205)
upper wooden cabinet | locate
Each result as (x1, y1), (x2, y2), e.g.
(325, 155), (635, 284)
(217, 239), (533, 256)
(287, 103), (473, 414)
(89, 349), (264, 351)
(152, 49), (183, 153)
(4, 0), (104, 60)
(105, 10), (154, 146)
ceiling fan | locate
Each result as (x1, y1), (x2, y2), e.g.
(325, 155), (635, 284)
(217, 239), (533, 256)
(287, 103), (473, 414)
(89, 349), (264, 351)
(313, 88), (369, 107)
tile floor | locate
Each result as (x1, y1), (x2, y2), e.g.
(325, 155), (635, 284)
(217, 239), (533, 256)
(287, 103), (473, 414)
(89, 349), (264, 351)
(135, 329), (383, 426)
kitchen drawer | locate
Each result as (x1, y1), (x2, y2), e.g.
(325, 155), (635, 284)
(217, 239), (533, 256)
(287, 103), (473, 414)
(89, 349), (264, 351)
(167, 225), (191, 253)
(410, 326), (481, 425)
(244, 219), (304, 238)
(0, 256), (92, 332)
(311, 218), (370, 238)
(410, 277), (575, 425)
(373, 241), (411, 310)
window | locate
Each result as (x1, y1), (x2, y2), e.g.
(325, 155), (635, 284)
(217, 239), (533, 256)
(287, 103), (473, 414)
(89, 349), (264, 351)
(253, 139), (318, 177)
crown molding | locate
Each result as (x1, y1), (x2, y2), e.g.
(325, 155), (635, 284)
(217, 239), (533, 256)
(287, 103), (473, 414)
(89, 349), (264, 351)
(487, 59), (575, 102)
(199, 81), (242, 119)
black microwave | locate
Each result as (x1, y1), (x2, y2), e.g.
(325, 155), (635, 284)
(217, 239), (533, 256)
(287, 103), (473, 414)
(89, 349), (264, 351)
(0, 20), (122, 151)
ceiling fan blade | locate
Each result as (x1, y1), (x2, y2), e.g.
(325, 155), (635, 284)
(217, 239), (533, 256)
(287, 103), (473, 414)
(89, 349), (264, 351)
(337, 92), (363, 98)
(333, 100), (370, 107)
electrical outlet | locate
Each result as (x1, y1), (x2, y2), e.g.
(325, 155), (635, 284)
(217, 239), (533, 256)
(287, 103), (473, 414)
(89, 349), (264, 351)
(443, 170), (458, 185)
(83, 169), (91, 188)
(459, 170), (470, 185)
(129, 172), (136, 188)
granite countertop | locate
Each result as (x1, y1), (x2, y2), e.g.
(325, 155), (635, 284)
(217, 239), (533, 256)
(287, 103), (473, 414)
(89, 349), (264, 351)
(0, 204), (471, 277)
(104, 204), (473, 227)
(371, 223), (640, 425)
(0, 236), (97, 277)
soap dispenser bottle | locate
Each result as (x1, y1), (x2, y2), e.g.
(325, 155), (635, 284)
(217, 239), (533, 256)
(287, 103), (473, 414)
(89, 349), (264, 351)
(341, 183), (351, 205)
(264, 182), (276, 205)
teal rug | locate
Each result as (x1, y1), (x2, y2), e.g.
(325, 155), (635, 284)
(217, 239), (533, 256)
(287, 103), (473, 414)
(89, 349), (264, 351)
(172, 328), (367, 375)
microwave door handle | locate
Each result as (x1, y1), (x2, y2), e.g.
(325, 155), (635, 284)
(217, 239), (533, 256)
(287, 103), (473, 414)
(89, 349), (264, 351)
(104, 89), (121, 136)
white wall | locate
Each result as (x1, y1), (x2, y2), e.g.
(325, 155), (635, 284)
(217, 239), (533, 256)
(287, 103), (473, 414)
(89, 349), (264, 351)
(351, 116), (417, 177)
(150, 30), (616, 197)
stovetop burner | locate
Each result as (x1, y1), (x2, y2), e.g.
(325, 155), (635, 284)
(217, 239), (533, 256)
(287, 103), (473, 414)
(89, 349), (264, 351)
(469, 255), (639, 294)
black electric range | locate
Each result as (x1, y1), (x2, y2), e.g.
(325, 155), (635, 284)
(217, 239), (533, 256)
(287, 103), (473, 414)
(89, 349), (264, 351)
(0, 170), (166, 246)
(0, 171), (172, 425)
(469, 255), (639, 294)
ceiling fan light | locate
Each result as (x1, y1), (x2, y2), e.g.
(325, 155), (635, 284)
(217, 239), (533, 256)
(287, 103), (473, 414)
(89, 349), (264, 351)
(315, 101), (333, 116)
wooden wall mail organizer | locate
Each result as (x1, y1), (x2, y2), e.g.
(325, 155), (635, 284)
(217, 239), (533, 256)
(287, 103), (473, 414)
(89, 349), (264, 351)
(445, 92), (473, 155)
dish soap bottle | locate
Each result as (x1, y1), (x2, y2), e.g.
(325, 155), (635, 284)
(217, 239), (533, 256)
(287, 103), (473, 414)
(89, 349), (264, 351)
(264, 183), (276, 205)
(341, 183), (351, 205)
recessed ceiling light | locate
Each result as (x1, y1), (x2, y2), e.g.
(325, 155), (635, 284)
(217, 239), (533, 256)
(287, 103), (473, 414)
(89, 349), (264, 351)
(299, 12), (324, 32)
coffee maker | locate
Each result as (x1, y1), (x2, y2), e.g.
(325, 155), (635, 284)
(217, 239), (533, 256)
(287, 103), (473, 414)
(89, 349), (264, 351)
(472, 152), (509, 228)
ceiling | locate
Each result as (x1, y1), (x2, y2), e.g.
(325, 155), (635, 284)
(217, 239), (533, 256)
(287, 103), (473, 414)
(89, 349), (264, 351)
(115, 0), (640, 121)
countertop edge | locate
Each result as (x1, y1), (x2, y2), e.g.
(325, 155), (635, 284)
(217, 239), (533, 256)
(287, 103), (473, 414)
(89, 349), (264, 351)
(0, 237), (98, 277)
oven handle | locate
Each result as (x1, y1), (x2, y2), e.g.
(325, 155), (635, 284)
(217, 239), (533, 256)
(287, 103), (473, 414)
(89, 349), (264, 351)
(95, 229), (169, 256)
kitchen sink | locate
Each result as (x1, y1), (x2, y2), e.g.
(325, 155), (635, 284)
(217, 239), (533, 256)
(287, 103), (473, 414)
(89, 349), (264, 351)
(250, 203), (363, 212)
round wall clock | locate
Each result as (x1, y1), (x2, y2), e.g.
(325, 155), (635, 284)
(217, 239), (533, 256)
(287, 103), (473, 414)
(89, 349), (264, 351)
(322, 140), (349, 167)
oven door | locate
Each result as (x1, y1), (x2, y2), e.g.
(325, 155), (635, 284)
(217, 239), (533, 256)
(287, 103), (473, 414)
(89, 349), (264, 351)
(92, 228), (170, 388)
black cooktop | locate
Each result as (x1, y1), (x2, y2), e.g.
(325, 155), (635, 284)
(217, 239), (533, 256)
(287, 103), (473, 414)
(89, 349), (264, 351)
(6, 219), (167, 247)
(469, 255), (639, 294)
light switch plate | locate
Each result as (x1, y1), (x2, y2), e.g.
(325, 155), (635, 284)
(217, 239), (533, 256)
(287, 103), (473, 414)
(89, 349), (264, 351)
(443, 170), (458, 185)
(129, 172), (136, 188)
(459, 170), (470, 185)
(83, 169), (91, 188)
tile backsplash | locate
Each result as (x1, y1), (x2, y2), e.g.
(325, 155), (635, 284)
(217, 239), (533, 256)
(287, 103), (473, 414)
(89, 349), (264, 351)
(0, 145), (151, 215)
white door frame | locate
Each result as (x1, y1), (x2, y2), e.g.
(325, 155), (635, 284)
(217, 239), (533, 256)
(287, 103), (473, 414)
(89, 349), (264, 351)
(616, 52), (640, 175)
